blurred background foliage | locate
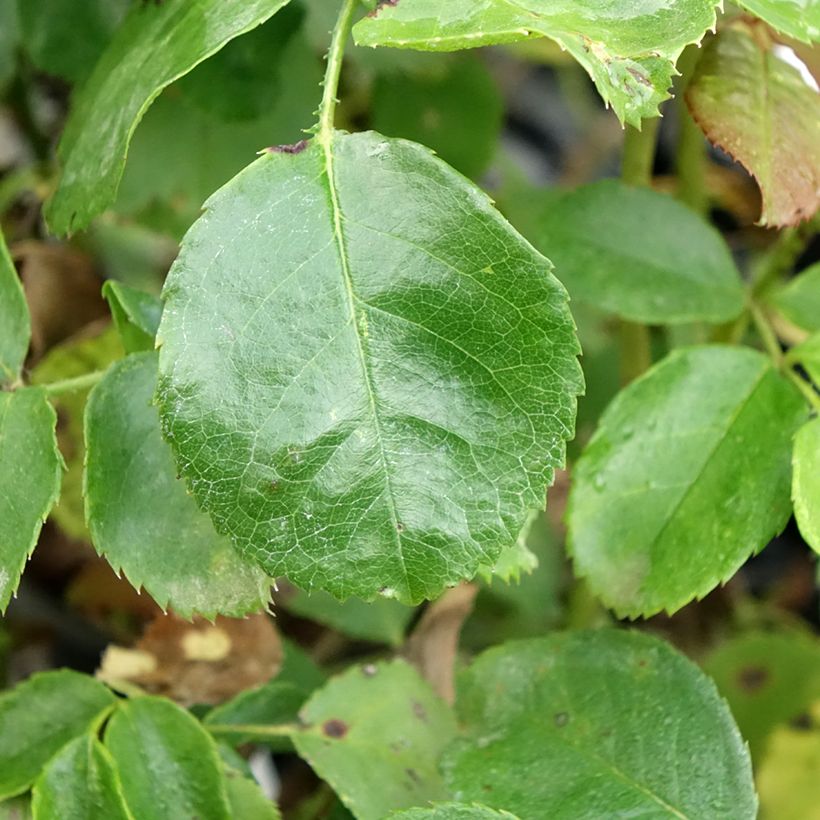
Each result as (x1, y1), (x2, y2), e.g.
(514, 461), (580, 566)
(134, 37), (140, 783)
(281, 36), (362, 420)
(0, 1), (818, 817)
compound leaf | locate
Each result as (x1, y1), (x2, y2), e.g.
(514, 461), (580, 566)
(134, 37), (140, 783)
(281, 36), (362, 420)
(520, 180), (744, 324)
(0, 230), (29, 385)
(84, 352), (270, 618)
(157, 130), (581, 605)
(104, 697), (230, 820)
(31, 735), (131, 820)
(567, 346), (806, 618)
(293, 660), (457, 820)
(734, 0), (820, 44)
(46, 0), (293, 235)
(686, 21), (820, 227)
(442, 631), (756, 819)
(354, 0), (719, 127)
(793, 417), (820, 554)
(0, 387), (62, 612)
(0, 670), (115, 800)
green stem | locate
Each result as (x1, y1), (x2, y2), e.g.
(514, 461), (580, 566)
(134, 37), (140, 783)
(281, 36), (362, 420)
(618, 119), (659, 383)
(206, 723), (300, 739)
(317, 0), (359, 142)
(674, 45), (708, 215)
(43, 370), (106, 396)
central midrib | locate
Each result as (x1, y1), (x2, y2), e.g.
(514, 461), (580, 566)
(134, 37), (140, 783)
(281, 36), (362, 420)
(318, 133), (411, 593)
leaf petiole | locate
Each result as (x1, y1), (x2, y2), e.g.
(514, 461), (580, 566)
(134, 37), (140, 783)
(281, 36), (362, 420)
(316, 0), (359, 141)
(42, 370), (107, 397)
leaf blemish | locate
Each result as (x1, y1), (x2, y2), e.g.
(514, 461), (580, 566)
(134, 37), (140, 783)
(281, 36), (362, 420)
(737, 665), (769, 692)
(322, 718), (349, 738)
(267, 139), (310, 155)
(554, 711), (569, 727)
(411, 700), (427, 721)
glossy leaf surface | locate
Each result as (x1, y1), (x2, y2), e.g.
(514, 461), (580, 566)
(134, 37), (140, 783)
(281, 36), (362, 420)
(46, 0), (293, 234)
(0, 230), (29, 384)
(443, 631), (756, 819)
(0, 388), (62, 611)
(568, 346), (806, 618)
(157, 130), (581, 605)
(793, 417), (820, 554)
(687, 21), (820, 227)
(104, 697), (230, 820)
(735, 0), (819, 43)
(85, 353), (270, 617)
(31, 735), (131, 820)
(293, 660), (457, 819)
(102, 281), (162, 354)
(354, 0), (719, 126)
(520, 180), (744, 324)
(0, 670), (115, 800)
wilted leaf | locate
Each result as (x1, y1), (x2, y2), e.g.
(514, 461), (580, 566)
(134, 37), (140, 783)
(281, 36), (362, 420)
(293, 660), (457, 819)
(442, 630), (756, 819)
(687, 21), (820, 227)
(157, 130), (581, 605)
(354, 0), (720, 127)
(84, 352), (271, 617)
(567, 346), (806, 618)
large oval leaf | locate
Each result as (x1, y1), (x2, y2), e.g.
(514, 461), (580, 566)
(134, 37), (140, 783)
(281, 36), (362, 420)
(686, 21), (820, 227)
(157, 130), (581, 605)
(45, 0), (293, 235)
(104, 697), (231, 820)
(442, 631), (756, 819)
(354, 0), (719, 127)
(85, 352), (270, 617)
(513, 180), (744, 324)
(567, 346), (807, 618)
(0, 387), (62, 612)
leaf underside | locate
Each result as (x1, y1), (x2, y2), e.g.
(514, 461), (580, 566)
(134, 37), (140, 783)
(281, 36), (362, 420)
(686, 21), (820, 228)
(568, 346), (806, 618)
(157, 130), (581, 605)
(354, 0), (720, 126)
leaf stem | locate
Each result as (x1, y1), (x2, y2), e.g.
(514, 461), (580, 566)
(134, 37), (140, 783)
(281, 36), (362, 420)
(317, 0), (359, 141)
(206, 722), (300, 739)
(42, 370), (106, 396)
(674, 45), (708, 215)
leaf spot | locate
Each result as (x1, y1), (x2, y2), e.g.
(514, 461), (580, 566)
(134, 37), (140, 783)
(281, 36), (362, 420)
(322, 719), (349, 739)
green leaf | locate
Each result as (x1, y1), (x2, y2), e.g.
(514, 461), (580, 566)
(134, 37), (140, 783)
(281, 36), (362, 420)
(518, 180), (745, 324)
(390, 806), (517, 819)
(0, 387), (62, 612)
(567, 346), (807, 618)
(793, 417), (820, 554)
(0, 0), (19, 92)
(372, 55), (502, 179)
(0, 229), (29, 385)
(223, 763), (281, 820)
(157, 130), (581, 605)
(84, 352), (270, 618)
(284, 588), (414, 646)
(0, 670), (115, 800)
(45, 0), (294, 235)
(442, 630), (756, 819)
(104, 696), (231, 820)
(771, 263), (820, 332)
(31, 735), (131, 820)
(788, 332), (820, 386)
(17, 0), (129, 86)
(703, 629), (820, 760)
(30, 326), (123, 541)
(293, 660), (457, 819)
(102, 281), (162, 353)
(686, 21), (820, 228)
(354, 0), (719, 127)
(735, 0), (820, 44)
(477, 509), (539, 584)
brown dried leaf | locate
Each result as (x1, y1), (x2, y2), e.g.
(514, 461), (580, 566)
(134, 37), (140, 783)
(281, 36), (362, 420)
(687, 21), (820, 227)
(97, 612), (282, 705)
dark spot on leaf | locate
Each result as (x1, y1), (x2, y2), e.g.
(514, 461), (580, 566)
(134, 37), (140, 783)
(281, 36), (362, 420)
(268, 481), (279, 492)
(791, 712), (813, 731)
(267, 139), (309, 155)
(412, 700), (427, 721)
(405, 768), (421, 785)
(396, 521), (405, 532)
(482, 784), (493, 792)
(322, 719), (348, 738)
(637, 658), (648, 668)
(554, 711), (569, 727)
(738, 665), (769, 692)
(368, 0), (399, 16)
